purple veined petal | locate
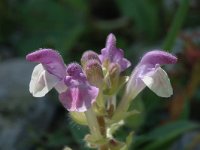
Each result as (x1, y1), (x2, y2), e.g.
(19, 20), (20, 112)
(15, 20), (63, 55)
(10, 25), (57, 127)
(59, 84), (99, 112)
(59, 62), (99, 112)
(99, 33), (131, 72)
(65, 76), (81, 87)
(26, 49), (66, 79)
(29, 64), (60, 97)
(119, 57), (131, 71)
(140, 65), (173, 97)
(66, 63), (86, 81)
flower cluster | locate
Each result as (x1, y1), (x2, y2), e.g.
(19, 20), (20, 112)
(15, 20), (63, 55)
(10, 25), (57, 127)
(26, 33), (177, 149)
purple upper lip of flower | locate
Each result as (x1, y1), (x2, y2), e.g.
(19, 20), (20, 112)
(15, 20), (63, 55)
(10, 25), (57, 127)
(139, 50), (177, 66)
(99, 33), (131, 72)
(26, 48), (66, 80)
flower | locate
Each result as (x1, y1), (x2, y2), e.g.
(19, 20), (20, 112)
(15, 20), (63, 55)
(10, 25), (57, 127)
(26, 49), (99, 112)
(26, 49), (67, 97)
(126, 50), (177, 99)
(99, 33), (131, 72)
(59, 63), (99, 112)
(111, 50), (177, 122)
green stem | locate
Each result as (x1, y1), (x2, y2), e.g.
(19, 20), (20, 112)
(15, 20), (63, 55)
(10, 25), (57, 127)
(85, 108), (102, 139)
(110, 95), (116, 109)
(111, 93), (132, 122)
(163, 0), (189, 51)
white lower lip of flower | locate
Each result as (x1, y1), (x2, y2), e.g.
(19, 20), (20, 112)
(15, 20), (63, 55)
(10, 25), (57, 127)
(141, 66), (173, 97)
(29, 64), (60, 97)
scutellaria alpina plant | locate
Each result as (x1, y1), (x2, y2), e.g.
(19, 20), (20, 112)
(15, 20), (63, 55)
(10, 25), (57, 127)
(26, 33), (177, 150)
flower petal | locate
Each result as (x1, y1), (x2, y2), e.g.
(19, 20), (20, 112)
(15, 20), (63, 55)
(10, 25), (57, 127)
(29, 64), (60, 97)
(54, 81), (68, 94)
(140, 50), (177, 66)
(126, 77), (146, 100)
(26, 49), (66, 79)
(59, 85), (99, 112)
(141, 66), (173, 97)
(125, 50), (177, 100)
(59, 62), (99, 112)
(99, 33), (131, 72)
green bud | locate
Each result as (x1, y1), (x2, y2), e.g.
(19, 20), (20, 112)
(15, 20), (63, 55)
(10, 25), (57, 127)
(85, 59), (104, 88)
(104, 64), (129, 95)
(103, 64), (120, 95)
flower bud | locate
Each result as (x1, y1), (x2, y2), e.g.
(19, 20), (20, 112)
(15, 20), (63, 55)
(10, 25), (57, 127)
(104, 63), (128, 95)
(109, 63), (120, 78)
(85, 59), (104, 88)
(81, 50), (101, 68)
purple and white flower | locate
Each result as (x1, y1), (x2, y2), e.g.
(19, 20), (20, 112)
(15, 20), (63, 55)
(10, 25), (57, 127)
(126, 50), (177, 99)
(26, 49), (98, 112)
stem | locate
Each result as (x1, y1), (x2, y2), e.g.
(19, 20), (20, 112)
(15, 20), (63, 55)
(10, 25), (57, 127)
(107, 95), (116, 118)
(163, 0), (189, 51)
(96, 90), (106, 114)
(115, 94), (130, 113)
(98, 145), (108, 150)
(111, 91), (136, 122)
(110, 95), (116, 109)
(97, 116), (106, 137)
(85, 108), (102, 139)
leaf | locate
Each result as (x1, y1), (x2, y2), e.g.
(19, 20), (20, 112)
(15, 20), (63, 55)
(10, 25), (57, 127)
(65, 0), (89, 13)
(68, 123), (90, 150)
(179, 97), (190, 120)
(17, 0), (85, 56)
(163, 0), (189, 51)
(125, 96), (145, 130)
(135, 121), (199, 150)
(121, 132), (134, 150)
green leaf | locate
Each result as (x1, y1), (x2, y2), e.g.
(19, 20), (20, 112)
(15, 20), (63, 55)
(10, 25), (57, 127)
(179, 97), (190, 120)
(65, 0), (89, 13)
(17, 0), (85, 57)
(163, 0), (189, 51)
(135, 121), (199, 150)
(126, 97), (145, 130)
(68, 123), (90, 150)
(121, 132), (134, 150)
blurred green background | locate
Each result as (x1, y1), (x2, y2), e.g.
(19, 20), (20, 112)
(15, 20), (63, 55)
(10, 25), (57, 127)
(0, 0), (200, 150)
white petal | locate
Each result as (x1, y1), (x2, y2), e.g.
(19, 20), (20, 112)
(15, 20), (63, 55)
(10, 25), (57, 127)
(29, 64), (60, 97)
(141, 67), (173, 97)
